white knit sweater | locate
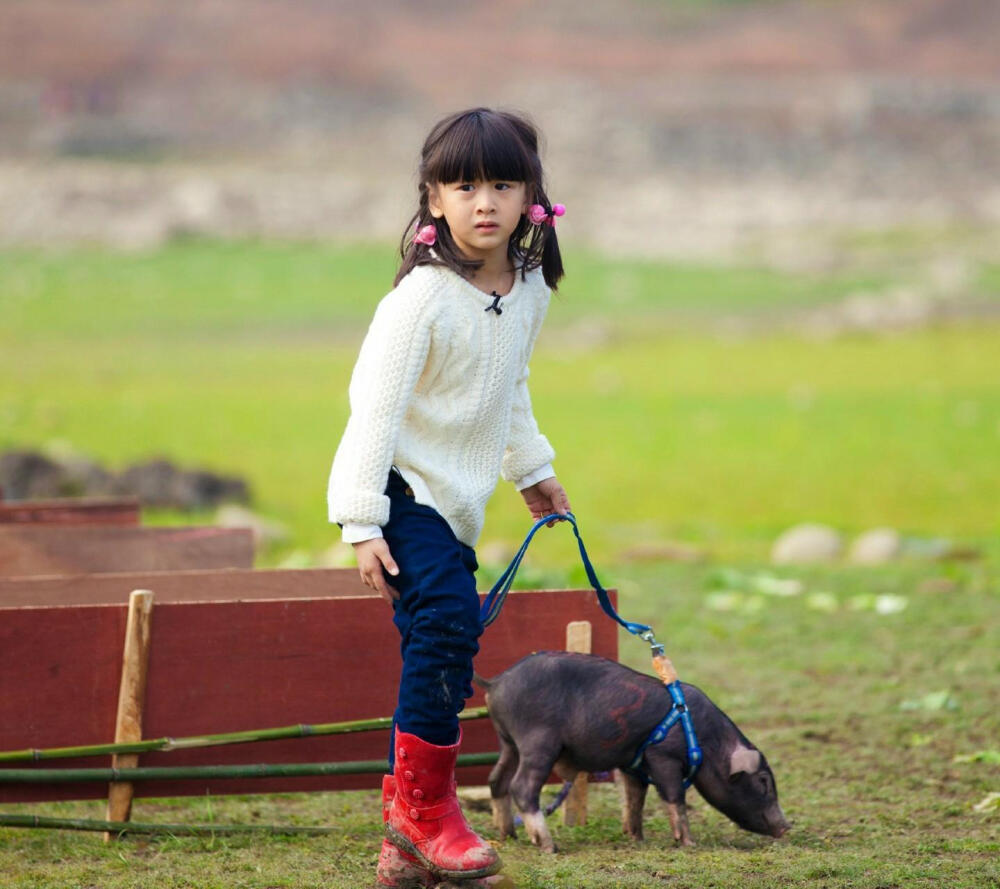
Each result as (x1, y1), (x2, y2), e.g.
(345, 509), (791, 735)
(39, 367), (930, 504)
(327, 262), (556, 547)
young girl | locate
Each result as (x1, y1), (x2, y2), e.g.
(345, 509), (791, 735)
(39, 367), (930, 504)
(328, 107), (570, 887)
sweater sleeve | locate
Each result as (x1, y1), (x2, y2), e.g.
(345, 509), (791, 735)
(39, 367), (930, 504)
(328, 282), (436, 528)
(501, 285), (556, 485)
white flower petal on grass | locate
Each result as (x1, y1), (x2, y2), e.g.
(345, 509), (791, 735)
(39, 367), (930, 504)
(875, 594), (908, 615)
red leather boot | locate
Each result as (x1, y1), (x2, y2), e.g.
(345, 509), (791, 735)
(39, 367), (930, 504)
(377, 775), (434, 889)
(386, 730), (501, 880)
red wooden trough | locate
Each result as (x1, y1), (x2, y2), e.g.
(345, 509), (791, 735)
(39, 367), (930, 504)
(0, 525), (253, 577)
(0, 496), (141, 527)
(0, 568), (618, 803)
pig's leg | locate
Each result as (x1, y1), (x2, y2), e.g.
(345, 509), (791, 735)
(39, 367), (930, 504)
(509, 748), (560, 853)
(664, 800), (693, 847)
(488, 735), (519, 839)
(646, 755), (695, 847)
(619, 769), (647, 841)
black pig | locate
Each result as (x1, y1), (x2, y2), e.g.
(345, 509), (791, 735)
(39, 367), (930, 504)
(477, 651), (789, 850)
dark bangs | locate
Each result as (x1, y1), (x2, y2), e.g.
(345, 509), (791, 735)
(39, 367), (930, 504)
(423, 110), (536, 186)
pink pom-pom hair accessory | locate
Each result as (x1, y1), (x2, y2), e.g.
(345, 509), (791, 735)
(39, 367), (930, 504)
(413, 223), (437, 246)
(527, 203), (566, 227)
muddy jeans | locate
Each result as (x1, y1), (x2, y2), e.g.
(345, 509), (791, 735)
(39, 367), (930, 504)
(382, 469), (482, 771)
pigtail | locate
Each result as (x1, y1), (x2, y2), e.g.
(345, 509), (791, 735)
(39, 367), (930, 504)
(512, 183), (564, 291)
(540, 224), (564, 291)
(395, 180), (482, 287)
(394, 184), (431, 287)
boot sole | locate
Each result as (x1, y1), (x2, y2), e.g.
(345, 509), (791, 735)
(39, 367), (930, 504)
(385, 826), (502, 881)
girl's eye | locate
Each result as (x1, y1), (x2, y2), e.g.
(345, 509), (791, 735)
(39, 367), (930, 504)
(495, 182), (511, 191)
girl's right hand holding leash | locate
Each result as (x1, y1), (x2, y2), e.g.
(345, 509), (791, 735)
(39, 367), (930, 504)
(353, 538), (400, 603)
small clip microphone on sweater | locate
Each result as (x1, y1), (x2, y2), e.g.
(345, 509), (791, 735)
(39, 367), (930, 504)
(485, 291), (503, 315)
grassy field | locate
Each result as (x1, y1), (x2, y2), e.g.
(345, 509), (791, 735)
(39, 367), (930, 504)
(1, 238), (998, 887)
(2, 239), (998, 565)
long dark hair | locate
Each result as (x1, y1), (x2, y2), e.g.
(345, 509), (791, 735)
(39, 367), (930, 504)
(394, 108), (565, 290)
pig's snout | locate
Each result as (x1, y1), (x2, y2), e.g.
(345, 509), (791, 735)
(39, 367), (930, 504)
(767, 807), (791, 838)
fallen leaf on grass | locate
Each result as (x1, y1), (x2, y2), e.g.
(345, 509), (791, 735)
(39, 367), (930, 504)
(750, 573), (804, 596)
(706, 569), (804, 597)
(706, 591), (743, 611)
(900, 690), (959, 712)
(954, 750), (1000, 765)
(705, 591), (765, 614)
(972, 792), (1000, 813)
(704, 567), (748, 590)
(806, 592), (839, 613)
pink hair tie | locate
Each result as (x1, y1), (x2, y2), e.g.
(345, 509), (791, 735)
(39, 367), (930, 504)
(413, 223), (437, 246)
(528, 203), (566, 227)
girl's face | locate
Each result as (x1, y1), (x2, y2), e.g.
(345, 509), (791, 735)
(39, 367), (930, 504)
(428, 179), (528, 265)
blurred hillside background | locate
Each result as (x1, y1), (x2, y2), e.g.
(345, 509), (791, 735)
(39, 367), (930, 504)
(2, 0), (1000, 257)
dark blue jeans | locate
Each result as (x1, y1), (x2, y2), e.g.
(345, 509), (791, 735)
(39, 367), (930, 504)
(382, 469), (482, 771)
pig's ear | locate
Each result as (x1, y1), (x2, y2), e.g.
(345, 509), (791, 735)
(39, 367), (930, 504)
(728, 745), (762, 782)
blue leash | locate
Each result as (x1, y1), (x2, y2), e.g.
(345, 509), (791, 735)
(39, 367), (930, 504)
(480, 512), (703, 788)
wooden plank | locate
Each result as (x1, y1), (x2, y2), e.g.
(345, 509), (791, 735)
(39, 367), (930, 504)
(105, 590), (155, 840)
(0, 588), (618, 802)
(0, 497), (140, 526)
(0, 568), (365, 608)
(0, 526), (254, 577)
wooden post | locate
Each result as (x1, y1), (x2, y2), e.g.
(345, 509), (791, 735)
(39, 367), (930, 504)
(563, 620), (591, 827)
(104, 590), (154, 841)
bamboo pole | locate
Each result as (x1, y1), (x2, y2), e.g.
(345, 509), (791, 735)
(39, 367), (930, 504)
(0, 813), (333, 836)
(105, 589), (154, 841)
(0, 752), (500, 784)
(563, 620), (591, 827)
(0, 707), (490, 765)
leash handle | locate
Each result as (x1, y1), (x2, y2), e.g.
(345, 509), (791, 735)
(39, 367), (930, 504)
(480, 512), (651, 637)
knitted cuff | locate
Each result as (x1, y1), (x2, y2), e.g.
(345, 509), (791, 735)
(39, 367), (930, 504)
(328, 489), (391, 528)
(501, 434), (556, 485)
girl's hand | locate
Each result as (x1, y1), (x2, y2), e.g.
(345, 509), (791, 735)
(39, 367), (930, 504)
(353, 538), (400, 603)
(520, 477), (571, 525)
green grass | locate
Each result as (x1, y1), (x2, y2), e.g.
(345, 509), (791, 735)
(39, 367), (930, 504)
(1, 556), (997, 888)
(0, 240), (892, 342)
(1, 239), (998, 886)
